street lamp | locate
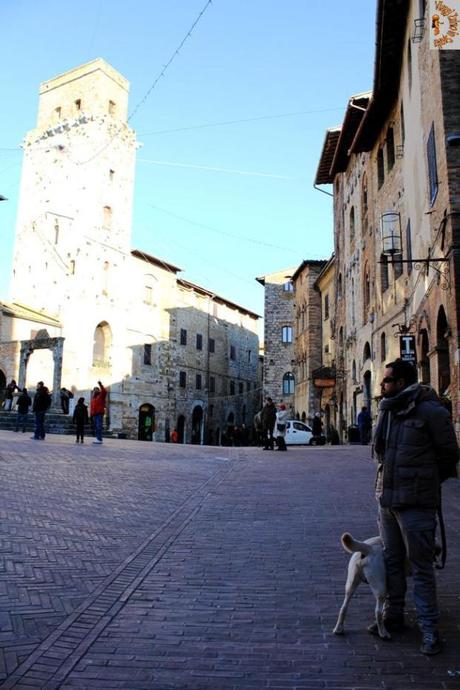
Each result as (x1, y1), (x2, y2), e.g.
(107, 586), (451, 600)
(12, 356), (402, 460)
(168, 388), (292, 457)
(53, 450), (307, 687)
(379, 210), (450, 289)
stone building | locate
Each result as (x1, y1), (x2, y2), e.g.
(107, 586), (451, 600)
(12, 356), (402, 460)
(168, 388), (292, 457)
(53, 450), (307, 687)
(0, 58), (261, 442)
(290, 260), (326, 424)
(256, 268), (296, 412)
(311, 255), (337, 437)
(314, 0), (460, 437)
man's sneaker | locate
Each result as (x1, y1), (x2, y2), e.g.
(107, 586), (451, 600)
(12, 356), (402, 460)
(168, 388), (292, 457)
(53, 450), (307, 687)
(420, 631), (442, 655)
(92, 439), (103, 444)
(368, 616), (405, 636)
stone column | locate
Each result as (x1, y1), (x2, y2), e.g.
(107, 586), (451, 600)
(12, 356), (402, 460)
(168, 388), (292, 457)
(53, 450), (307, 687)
(52, 338), (65, 408)
(18, 344), (32, 391)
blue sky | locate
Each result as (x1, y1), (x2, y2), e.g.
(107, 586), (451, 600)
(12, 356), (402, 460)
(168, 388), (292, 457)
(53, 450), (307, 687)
(0, 1), (376, 317)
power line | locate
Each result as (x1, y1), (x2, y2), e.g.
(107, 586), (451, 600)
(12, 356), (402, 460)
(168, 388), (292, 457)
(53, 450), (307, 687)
(137, 157), (295, 180)
(77, 0), (213, 166)
(138, 107), (344, 137)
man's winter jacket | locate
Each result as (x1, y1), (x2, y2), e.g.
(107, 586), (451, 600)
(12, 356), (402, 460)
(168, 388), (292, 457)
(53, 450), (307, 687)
(261, 401), (277, 432)
(32, 388), (51, 413)
(373, 383), (458, 509)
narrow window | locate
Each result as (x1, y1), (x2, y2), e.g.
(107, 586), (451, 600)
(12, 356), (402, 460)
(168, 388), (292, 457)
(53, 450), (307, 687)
(387, 127), (395, 170)
(406, 219), (413, 274)
(196, 333), (203, 350)
(349, 206), (355, 242)
(427, 123), (438, 206)
(324, 294), (329, 320)
(239, 382), (244, 394)
(69, 259), (76, 275)
(230, 345), (236, 360)
(180, 329), (187, 345)
(108, 100), (116, 115)
(209, 376), (215, 393)
(380, 255), (389, 292)
(75, 99), (82, 112)
(109, 169), (115, 181)
(208, 337), (215, 353)
(393, 253), (403, 279)
(179, 371), (186, 388)
(400, 102), (405, 143)
(230, 381), (235, 395)
(196, 374), (202, 390)
(282, 326), (293, 343)
(144, 285), (152, 304)
(408, 40), (412, 92)
(381, 332), (386, 362)
(248, 349), (252, 363)
(283, 280), (294, 292)
(144, 343), (152, 365)
(377, 149), (385, 188)
(103, 205), (112, 229)
(54, 220), (59, 245)
(55, 106), (61, 120)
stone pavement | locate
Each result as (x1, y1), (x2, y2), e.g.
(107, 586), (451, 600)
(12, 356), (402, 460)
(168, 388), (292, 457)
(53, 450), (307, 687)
(0, 432), (459, 689)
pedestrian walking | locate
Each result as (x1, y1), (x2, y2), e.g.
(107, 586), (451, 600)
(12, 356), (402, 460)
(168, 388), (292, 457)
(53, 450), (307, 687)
(73, 397), (89, 443)
(312, 412), (323, 444)
(31, 382), (51, 440)
(372, 358), (459, 655)
(15, 387), (32, 432)
(275, 403), (289, 451)
(3, 379), (19, 411)
(90, 380), (107, 444)
(261, 397), (277, 450)
(357, 405), (372, 445)
(170, 428), (178, 443)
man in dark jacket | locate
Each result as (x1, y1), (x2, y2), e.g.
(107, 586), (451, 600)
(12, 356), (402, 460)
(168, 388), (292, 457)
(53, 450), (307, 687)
(15, 388), (32, 432)
(260, 397), (277, 450)
(32, 381), (52, 440)
(372, 359), (458, 655)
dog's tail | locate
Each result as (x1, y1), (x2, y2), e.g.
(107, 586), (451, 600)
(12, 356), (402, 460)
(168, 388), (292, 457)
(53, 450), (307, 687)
(341, 532), (372, 556)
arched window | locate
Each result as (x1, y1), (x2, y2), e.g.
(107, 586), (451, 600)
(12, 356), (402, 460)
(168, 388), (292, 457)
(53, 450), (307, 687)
(352, 360), (357, 383)
(93, 322), (112, 367)
(363, 341), (371, 364)
(349, 207), (355, 243)
(363, 263), (371, 320)
(282, 372), (295, 395)
(381, 332), (386, 362)
(361, 174), (368, 222)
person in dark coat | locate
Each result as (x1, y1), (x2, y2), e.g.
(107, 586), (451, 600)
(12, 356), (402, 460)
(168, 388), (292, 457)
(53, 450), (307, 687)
(312, 413), (323, 443)
(4, 379), (19, 411)
(60, 387), (73, 414)
(371, 359), (459, 656)
(357, 405), (372, 444)
(261, 397), (277, 450)
(15, 388), (32, 432)
(73, 397), (89, 443)
(31, 381), (51, 440)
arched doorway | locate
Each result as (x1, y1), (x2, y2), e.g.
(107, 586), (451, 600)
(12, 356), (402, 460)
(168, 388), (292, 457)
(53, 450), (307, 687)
(363, 370), (372, 410)
(419, 329), (430, 384)
(436, 306), (450, 394)
(0, 369), (6, 404)
(191, 406), (203, 445)
(324, 404), (331, 439)
(138, 404), (155, 441)
(177, 415), (185, 443)
(226, 411), (235, 445)
(93, 322), (112, 367)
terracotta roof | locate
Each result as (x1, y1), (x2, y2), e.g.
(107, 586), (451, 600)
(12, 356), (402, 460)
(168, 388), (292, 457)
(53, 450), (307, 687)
(177, 279), (260, 319)
(291, 259), (327, 282)
(351, 0), (410, 153)
(330, 93), (371, 176)
(314, 128), (341, 185)
(131, 249), (182, 274)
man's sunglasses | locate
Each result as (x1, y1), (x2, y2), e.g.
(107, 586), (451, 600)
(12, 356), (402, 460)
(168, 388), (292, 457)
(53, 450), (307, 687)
(381, 376), (395, 384)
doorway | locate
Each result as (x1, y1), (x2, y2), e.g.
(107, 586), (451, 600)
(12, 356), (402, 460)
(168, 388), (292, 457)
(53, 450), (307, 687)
(191, 406), (203, 445)
(138, 404), (155, 441)
(177, 415), (185, 443)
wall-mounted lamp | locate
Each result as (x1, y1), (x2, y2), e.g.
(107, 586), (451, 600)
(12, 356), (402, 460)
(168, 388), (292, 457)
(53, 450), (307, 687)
(379, 211), (450, 289)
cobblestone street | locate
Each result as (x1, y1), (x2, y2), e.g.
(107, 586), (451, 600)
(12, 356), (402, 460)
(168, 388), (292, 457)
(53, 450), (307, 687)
(0, 431), (459, 689)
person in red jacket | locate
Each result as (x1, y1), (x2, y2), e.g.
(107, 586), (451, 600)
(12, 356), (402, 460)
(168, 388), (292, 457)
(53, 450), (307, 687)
(90, 380), (107, 444)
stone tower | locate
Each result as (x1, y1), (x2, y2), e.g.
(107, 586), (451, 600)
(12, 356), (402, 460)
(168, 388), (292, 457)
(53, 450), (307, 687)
(10, 59), (137, 395)
(11, 58), (137, 316)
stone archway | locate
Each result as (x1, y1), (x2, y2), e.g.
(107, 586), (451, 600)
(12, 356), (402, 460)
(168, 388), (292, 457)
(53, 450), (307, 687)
(18, 330), (64, 408)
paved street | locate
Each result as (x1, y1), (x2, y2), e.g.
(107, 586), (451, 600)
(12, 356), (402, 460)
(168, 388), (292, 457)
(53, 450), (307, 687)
(0, 432), (459, 689)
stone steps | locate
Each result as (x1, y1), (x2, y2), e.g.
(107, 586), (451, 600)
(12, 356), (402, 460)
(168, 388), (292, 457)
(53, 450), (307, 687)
(0, 411), (114, 437)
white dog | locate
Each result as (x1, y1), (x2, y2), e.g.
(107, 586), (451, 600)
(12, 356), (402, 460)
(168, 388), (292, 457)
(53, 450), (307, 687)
(333, 532), (391, 639)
